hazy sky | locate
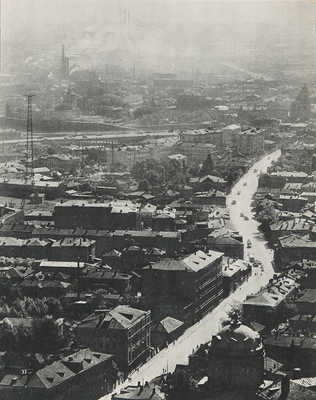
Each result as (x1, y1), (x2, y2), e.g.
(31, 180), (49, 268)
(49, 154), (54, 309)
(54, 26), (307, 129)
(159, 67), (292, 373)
(3, 0), (316, 73)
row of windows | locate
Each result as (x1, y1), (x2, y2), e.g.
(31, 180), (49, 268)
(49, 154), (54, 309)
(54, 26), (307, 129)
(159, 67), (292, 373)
(128, 316), (151, 338)
(197, 273), (222, 291)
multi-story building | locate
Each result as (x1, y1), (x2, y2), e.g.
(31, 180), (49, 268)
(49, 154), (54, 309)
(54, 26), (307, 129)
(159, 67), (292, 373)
(76, 305), (151, 373)
(0, 237), (95, 262)
(176, 141), (216, 165)
(0, 348), (117, 400)
(53, 200), (139, 230)
(189, 323), (264, 394)
(49, 238), (96, 261)
(103, 230), (181, 255)
(0, 224), (181, 256)
(236, 128), (264, 155)
(222, 124), (241, 147)
(142, 250), (224, 324)
(113, 145), (154, 170)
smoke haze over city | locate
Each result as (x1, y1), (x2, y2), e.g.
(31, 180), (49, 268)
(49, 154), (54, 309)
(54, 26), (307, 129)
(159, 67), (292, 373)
(3, 0), (316, 78)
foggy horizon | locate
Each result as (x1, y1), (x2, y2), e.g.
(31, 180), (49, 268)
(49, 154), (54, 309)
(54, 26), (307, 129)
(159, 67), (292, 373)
(2, 0), (316, 77)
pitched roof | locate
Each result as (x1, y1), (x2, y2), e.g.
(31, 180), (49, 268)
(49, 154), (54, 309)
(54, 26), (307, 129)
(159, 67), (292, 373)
(28, 360), (75, 389)
(79, 305), (149, 331)
(157, 317), (184, 334)
(62, 348), (113, 372)
(113, 383), (162, 400)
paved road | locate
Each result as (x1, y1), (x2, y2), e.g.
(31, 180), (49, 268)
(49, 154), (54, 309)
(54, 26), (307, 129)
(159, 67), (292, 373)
(101, 149), (281, 399)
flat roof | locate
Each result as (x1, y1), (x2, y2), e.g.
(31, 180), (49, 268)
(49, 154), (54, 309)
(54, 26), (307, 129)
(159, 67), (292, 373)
(145, 250), (223, 272)
(39, 260), (84, 269)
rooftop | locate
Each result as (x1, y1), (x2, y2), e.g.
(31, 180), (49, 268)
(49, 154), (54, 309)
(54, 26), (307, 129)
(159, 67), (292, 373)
(39, 260), (85, 269)
(156, 316), (184, 335)
(296, 289), (316, 304)
(79, 305), (149, 331)
(278, 234), (316, 248)
(144, 250), (223, 273)
(113, 383), (162, 400)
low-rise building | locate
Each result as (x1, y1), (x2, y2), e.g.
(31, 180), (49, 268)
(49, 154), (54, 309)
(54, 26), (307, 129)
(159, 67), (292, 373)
(289, 314), (316, 332)
(264, 335), (316, 374)
(192, 190), (226, 207)
(79, 264), (132, 293)
(269, 219), (311, 242)
(243, 273), (299, 326)
(222, 258), (251, 297)
(50, 237), (96, 262)
(278, 195), (308, 212)
(112, 382), (162, 400)
(295, 289), (316, 315)
(274, 234), (316, 268)
(168, 153), (187, 169)
(207, 228), (244, 259)
(190, 175), (228, 192)
(301, 260), (316, 288)
(36, 260), (84, 276)
(151, 316), (184, 348)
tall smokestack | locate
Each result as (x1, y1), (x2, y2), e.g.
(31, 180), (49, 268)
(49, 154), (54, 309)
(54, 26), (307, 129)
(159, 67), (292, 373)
(60, 44), (69, 79)
(61, 44), (65, 64)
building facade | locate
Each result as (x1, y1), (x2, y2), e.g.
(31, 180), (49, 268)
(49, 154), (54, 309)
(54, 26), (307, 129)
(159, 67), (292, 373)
(142, 250), (224, 324)
(76, 305), (151, 373)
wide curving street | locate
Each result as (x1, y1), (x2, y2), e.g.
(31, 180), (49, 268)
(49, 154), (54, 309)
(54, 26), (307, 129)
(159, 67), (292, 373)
(101, 149), (281, 400)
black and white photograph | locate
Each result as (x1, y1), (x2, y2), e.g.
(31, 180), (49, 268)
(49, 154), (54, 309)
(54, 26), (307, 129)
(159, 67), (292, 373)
(0, 0), (315, 399)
